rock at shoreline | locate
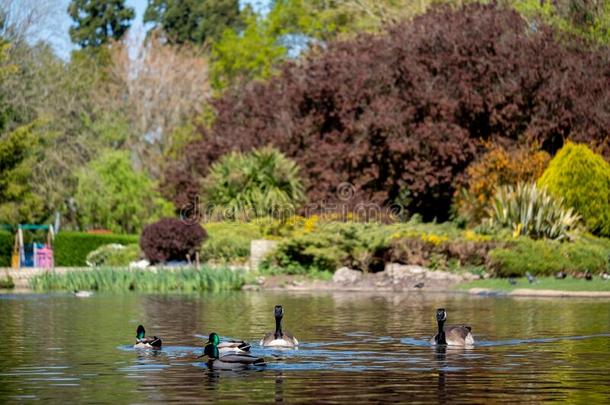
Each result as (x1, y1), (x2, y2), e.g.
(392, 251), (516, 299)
(384, 263), (427, 284)
(333, 267), (363, 284)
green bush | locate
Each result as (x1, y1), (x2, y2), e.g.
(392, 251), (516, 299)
(29, 266), (245, 293)
(85, 244), (141, 267)
(54, 232), (139, 267)
(0, 230), (12, 267)
(489, 237), (610, 277)
(263, 222), (392, 273)
(202, 147), (305, 219)
(485, 182), (581, 240)
(538, 143), (610, 237)
(201, 221), (262, 263)
(0, 275), (14, 288)
(75, 150), (174, 234)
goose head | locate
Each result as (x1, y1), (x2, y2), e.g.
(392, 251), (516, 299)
(274, 305), (284, 320)
(436, 308), (447, 323)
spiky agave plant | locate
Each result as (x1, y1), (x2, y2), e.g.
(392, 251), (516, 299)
(485, 182), (580, 240)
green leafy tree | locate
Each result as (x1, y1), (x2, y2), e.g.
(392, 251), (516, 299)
(202, 147), (305, 219)
(209, 0), (440, 90)
(67, 0), (135, 47)
(0, 122), (45, 224)
(510, 0), (610, 45)
(143, 0), (242, 45)
(75, 150), (173, 234)
(211, 12), (286, 89)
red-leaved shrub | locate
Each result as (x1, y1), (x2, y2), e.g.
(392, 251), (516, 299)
(140, 218), (206, 264)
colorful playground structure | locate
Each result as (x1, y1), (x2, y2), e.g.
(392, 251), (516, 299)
(11, 224), (55, 269)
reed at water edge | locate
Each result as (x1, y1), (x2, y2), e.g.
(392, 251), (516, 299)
(29, 266), (246, 293)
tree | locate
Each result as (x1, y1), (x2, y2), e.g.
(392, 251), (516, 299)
(166, 3), (610, 220)
(106, 35), (211, 177)
(143, 0), (242, 45)
(510, 0), (610, 45)
(0, 0), (62, 43)
(211, 12), (286, 89)
(209, 0), (440, 90)
(67, 0), (135, 47)
(0, 122), (45, 224)
(75, 150), (173, 234)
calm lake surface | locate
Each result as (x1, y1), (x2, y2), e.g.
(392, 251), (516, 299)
(1, 291), (609, 403)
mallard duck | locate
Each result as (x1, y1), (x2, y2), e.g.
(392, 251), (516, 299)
(199, 332), (265, 370)
(134, 325), (162, 349)
(205, 332), (251, 355)
(430, 308), (474, 346)
(260, 305), (299, 348)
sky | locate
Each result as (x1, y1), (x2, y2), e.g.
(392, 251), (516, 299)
(49, 0), (269, 58)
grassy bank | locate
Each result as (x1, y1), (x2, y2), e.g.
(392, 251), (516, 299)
(457, 277), (610, 292)
(29, 267), (246, 293)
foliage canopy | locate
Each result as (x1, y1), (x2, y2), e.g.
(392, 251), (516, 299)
(167, 3), (610, 220)
(144, 0), (242, 45)
(67, 0), (135, 47)
(75, 150), (173, 234)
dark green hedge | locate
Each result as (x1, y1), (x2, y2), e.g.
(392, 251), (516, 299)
(0, 230), (13, 267)
(54, 232), (139, 266)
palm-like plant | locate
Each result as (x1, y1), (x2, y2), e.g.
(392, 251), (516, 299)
(485, 182), (580, 241)
(203, 147), (306, 219)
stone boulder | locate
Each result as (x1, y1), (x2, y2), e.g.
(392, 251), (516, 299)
(384, 263), (427, 284)
(332, 267), (363, 284)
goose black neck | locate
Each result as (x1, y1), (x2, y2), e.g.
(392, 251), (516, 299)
(436, 319), (447, 345)
(275, 316), (283, 339)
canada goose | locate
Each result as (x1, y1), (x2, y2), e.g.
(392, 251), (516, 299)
(430, 308), (474, 346)
(134, 325), (162, 349)
(205, 332), (251, 355)
(260, 305), (299, 347)
(199, 332), (265, 370)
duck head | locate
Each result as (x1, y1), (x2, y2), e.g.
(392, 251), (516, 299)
(206, 332), (221, 346)
(136, 325), (145, 340)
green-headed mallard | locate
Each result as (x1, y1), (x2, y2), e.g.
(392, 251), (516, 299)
(260, 305), (299, 348)
(205, 332), (251, 355)
(199, 332), (265, 370)
(430, 308), (474, 346)
(134, 325), (162, 349)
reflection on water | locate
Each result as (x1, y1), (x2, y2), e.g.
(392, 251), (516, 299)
(1, 291), (610, 403)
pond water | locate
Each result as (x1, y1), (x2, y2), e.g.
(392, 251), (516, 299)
(1, 291), (609, 403)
